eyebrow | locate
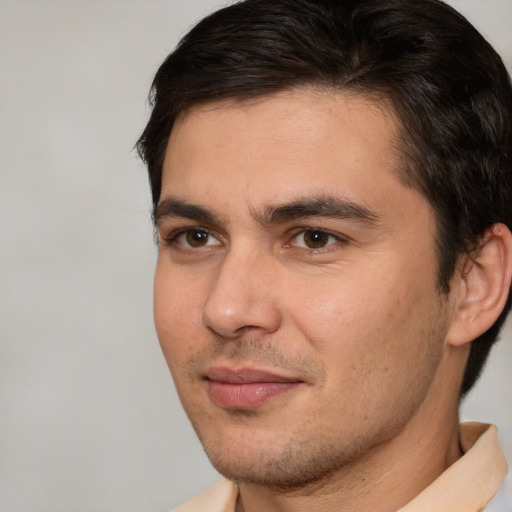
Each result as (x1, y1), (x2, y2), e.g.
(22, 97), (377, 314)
(155, 195), (380, 229)
(257, 196), (381, 227)
(154, 198), (220, 227)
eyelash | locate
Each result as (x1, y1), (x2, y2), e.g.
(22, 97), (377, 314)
(161, 227), (348, 253)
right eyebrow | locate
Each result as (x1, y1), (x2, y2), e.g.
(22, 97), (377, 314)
(153, 198), (220, 227)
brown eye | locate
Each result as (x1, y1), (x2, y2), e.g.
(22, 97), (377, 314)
(303, 230), (330, 248)
(185, 229), (210, 247)
(292, 229), (338, 249)
(173, 228), (222, 249)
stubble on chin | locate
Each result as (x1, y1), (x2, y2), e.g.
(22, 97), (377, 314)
(200, 417), (375, 493)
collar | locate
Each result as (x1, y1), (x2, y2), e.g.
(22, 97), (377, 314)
(397, 422), (507, 512)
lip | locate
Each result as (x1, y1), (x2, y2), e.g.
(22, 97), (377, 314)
(205, 367), (304, 409)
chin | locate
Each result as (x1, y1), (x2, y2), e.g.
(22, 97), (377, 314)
(197, 423), (370, 491)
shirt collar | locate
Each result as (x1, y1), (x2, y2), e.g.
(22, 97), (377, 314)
(397, 422), (508, 512)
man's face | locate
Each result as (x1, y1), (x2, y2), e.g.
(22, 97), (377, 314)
(154, 89), (456, 488)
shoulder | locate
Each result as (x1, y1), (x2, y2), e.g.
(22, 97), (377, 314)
(171, 478), (238, 512)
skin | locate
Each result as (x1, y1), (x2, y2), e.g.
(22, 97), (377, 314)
(154, 88), (473, 512)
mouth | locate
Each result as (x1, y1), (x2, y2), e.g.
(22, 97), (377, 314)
(204, 367), (304, 409)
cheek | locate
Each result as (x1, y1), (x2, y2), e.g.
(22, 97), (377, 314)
(287, 275), (385, 348)
(287, 263), (440, 371)
(153, 265), (205, 369)
(286, 277), (444, 429)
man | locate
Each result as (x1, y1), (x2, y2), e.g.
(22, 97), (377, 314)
(137, 0), (512, 510)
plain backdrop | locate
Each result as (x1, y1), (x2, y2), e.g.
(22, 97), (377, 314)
(1, 1), (511, 511)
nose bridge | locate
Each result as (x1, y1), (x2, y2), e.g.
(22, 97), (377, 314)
(202, 242), (281, 338)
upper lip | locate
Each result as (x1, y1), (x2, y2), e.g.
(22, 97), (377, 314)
(205, 367), (303, 384)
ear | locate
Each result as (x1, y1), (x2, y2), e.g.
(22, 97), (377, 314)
(446, 223), (512, 347)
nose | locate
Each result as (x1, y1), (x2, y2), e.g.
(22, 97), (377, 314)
(202, 248), (282, 339)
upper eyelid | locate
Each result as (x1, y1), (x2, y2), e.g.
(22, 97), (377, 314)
(160, 223), (214, 237)
(164, 226), (211, 239)
(288, 227), (350, 241)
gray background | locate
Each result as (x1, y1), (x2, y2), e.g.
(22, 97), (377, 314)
(1, 1), (511, 511)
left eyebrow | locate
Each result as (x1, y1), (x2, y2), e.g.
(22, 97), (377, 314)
(255, 196), (381, 227)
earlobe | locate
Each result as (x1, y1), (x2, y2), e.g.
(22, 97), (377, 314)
(446, 223), (512, 347)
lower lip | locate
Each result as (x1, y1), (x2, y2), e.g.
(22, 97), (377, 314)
(207, 381), (301, 409)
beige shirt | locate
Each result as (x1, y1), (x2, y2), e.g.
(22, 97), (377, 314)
(173, 422), (509, 512)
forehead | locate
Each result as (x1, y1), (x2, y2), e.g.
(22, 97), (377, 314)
(162, 88), (406, 206)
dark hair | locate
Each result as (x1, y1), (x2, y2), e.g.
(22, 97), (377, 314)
(137, 0), (512, 395)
